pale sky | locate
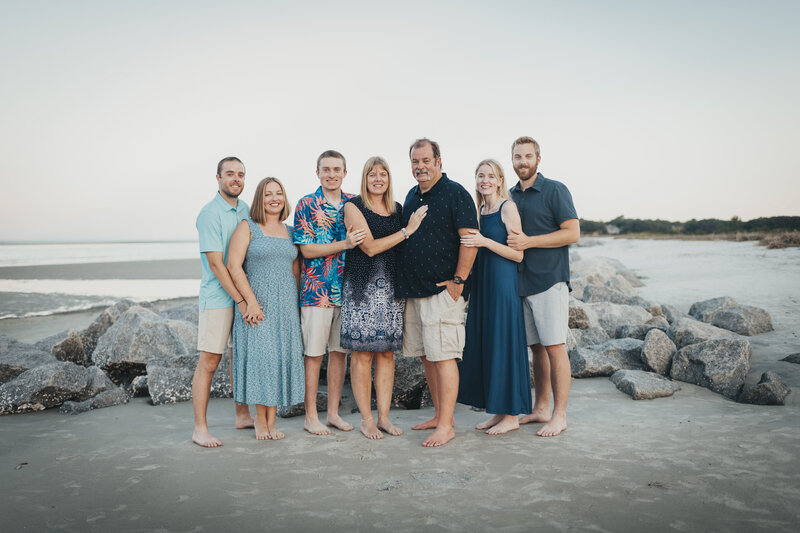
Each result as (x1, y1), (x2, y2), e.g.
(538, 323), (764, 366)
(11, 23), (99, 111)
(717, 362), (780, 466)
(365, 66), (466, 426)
(1, 0), (797, 242)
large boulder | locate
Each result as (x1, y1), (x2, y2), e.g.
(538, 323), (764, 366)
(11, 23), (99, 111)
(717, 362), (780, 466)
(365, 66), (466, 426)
(616, 316), (670, 340)
(0, 335), (57, 385)
(51, 330), (86, 365)
(0, 362), (117, 415)
(641, 329), (677, 375)
(667, 317), (737, 349)
(583, 302), (653, 338)
(571, 257), (643, 287)
(605, 275), (639, 296)
(569, 338), (645, 378)
(59, 387), (130, 414)
(610, 370), (680, 400)
(569, 327), (611, 350)
(670, 339), (751, 400)
(32, 330), (69, 352)
(569, 275), (587, 301)
(661, 304), (688, 325)
(582, 284), (648, 307)
(689, 297), (737, 322)
(709, 305), (773, 336)
(569, 302), (593, 329)
(93, 306), (197, 384)
(781, 353), (800, 365)
(737, 372), (791, 405)
(159, 302), (199, 324)
(392, 355), (428, 409)
(147, 353), (231, 406)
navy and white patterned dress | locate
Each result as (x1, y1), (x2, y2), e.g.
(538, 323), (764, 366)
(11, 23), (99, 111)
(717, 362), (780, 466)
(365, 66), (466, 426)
(232, 220), (305, 406)
(340, 197), (404, 352)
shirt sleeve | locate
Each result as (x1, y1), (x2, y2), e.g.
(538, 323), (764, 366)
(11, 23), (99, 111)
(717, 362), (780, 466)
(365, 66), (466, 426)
(452, 184), (479, 230)
(292, 198), (315, 245)
(196, 209), (224, 253)
(551, 183), (578, 225)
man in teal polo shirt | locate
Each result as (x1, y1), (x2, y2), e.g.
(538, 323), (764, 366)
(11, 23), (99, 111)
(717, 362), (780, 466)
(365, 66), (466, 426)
(192, 156), (253, 448)
(508, 137), (580, 438)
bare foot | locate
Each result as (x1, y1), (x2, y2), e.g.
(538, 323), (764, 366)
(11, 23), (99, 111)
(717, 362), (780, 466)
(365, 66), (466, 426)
(411, 417), (438, 430)
(476, 414), (503, 430)
(360, 419), (384, 440)
(537, 415), (567, 437)
(326, 415), (354, 432)
(422, 426), (455, 447)
(255, 421), (271, 441)
(377, 419), (403, 436)
(519, 407), (551, 425)
(192, 429), (222, 448)
(268, 427), (285, 440)
(304, 418), (331, 436)
(235, 413), (255, 429)
(486, 415), (520, 435)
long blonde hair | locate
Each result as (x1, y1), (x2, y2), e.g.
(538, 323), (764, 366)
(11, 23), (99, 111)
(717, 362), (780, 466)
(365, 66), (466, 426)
(360, 156), (396, 214)
(474, 159), (510, 214)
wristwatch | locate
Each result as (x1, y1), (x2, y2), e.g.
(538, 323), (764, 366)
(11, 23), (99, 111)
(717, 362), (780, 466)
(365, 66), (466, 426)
(452, 275), (466, 285)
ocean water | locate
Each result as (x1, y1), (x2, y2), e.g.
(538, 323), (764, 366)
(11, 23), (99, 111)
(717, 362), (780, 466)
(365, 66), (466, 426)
(0, 242), (200, 320)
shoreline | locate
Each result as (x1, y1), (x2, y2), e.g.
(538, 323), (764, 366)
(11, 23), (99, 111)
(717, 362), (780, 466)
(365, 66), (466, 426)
(0, 258), (200, 280)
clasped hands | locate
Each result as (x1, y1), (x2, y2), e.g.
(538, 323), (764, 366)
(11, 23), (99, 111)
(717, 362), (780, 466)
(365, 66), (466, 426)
(238, 300), (264, 327)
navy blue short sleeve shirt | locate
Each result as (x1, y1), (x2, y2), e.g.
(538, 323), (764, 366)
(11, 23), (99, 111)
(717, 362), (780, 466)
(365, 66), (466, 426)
(397, 173), (479, 298)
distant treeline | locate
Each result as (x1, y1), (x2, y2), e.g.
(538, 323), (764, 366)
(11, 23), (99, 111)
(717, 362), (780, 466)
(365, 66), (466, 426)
(579, 216), (800, 235)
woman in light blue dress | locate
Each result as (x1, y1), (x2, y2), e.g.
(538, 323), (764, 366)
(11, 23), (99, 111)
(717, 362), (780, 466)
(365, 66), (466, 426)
(227, 177), (305, 440)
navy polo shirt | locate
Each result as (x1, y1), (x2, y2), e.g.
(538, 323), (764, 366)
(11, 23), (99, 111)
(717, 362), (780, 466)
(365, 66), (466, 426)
(510, 173), (578, 297)
(397, 173), (478, 299)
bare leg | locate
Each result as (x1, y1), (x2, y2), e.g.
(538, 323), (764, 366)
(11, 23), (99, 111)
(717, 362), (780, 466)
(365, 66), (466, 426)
(486, 414), (520, 435)
(254, 404), (270, 440)
(476, 414), (503, 430)
(303, 355), (330, 435)
(231, 347), (254, 429)
(351, 351), (381, 439)
(422, 359), (458, 447)
(375, 351), (402, 436)
(537, 344), (570, 437)
(519, 344), (552, 425)
(325, 350), (353, 431)
(412, 356), (439, 430)
(266, 406), (284, 440)
(192, 351), (223, 447)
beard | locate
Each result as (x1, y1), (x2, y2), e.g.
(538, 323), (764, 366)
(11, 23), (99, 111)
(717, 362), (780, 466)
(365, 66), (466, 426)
(514, 162), (538, 181)
(221, 184), (243, 198)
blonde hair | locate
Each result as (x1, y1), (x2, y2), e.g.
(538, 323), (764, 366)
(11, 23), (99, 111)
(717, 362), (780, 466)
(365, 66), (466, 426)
(250, 177), (291, 223)
(474, 159), (510, 214)
(360, 157), (396, 215)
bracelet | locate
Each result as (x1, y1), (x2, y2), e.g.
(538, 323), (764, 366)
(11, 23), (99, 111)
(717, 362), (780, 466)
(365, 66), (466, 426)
(401, 227), (409, 240)
(236, 299), (245, 305)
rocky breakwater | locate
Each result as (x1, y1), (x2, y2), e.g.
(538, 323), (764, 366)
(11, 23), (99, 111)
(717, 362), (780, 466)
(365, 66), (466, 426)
(567, 255), (791, 404)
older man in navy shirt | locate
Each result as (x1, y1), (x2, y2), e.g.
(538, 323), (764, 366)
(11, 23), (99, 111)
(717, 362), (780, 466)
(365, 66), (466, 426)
(397, 138), (478, 447)
(508, 136), (580, 437)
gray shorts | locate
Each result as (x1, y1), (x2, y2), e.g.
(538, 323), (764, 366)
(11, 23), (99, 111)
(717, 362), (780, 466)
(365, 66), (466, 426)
(522, 282), (569, 347)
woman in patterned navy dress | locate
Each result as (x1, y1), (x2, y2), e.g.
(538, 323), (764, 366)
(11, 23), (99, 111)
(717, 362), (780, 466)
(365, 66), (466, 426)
(227, 177), (305, 440)
(341, 157), (428, 439)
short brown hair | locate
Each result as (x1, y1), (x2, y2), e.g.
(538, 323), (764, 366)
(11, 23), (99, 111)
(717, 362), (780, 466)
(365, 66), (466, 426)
(360, 156), (396, 215)
(249, 177), (291, 223)
(216, 156), (244, 176)
(316, 150), (347, 172)
(408, 138), (441, 159)
(511, 136), (540, 158)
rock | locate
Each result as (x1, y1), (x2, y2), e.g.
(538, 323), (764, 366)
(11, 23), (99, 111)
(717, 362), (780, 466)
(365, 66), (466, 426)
(51, 330), (86, 365)
(278, 392), (328, 418)
(641, 329), (677, 375)
(126, 375), (149, 397)
(667, 317), (737, 349)
(569, 249), (582, 262)
(605, 275), (638, 296)
(569, 327), (611, 349)
(610, 370), (680, 400)
(670, 339), (752, 400)
(661, 304), (688, 325)
(737, 372), (791, 405)
(159, 302), (199, 324)
(569, 303), (593, 329)
(392, 355), (428, 409)
(709, 305), (773, 336)
(59, 387), (130, 414)
(616, 316), (670, 340)
(32, 330), (69, 352)
(146, 352), (231, 405)
(571, 257), (642, 287)
(0, 362), (115, 415)
(93, 306), (197, 384)
(582, 284), (648, 307)
(646, 304), (664, 318)
(569, 275), (586, 301)
(0, 335), (57, 385)
(689, 297), (737, 322)
(569, 338), (645, 378)
(781, 353), (800, 364)
(583, 302), (653, 338)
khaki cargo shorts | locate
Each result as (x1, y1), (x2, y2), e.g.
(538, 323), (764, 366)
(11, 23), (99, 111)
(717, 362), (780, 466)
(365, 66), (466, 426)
(402, 290), (467, 362)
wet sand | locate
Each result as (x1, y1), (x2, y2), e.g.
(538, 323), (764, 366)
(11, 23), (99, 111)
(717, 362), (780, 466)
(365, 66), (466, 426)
(0, 259), (199, 280)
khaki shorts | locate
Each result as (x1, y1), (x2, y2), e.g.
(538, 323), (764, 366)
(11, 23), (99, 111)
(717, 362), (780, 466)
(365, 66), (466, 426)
(197, 306), (233, 354)
(301, 306), (346, 357)
(402, 290), (467, 362)
(522, 282), (569, 347)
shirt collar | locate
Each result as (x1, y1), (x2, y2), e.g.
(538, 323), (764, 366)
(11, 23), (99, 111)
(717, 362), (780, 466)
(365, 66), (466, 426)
(214, 191), (240, 211)
(512, 172), (545, 193)
(313, 186), (348, 206)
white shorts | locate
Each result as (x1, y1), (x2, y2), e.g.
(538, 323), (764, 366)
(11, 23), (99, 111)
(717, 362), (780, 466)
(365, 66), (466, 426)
(522, 282), (569, 347)
(301, 306), (346, 357)
(197, 307), (233, 354)
(402, 290), (467, 362)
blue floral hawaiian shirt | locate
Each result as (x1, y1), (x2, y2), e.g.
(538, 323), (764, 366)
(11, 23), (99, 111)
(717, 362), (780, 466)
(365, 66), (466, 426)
(293, 187), (355, 307)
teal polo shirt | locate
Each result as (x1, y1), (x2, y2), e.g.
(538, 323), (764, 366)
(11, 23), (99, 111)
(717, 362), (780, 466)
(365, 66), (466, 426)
(196, 192), (250, 311)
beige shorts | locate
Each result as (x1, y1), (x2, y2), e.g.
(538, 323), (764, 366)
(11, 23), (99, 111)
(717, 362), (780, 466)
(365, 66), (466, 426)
(402, 290), (467, 362)
(301, 306), (346, 357)
(197, 306), (233, 354)
(522, 282), (569, 347)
